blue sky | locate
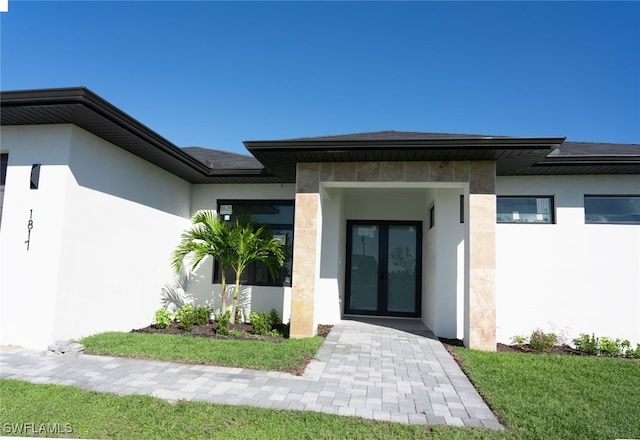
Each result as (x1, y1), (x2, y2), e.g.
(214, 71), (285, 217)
(1, 1), (639, 154)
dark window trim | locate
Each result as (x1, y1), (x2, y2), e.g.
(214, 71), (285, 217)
(429, 205), (435, 229)
(30, 164), (41, 190)
(584, 194), (640, 225)
(217, 198), (295, 207)
(0, 154), (8, 186)
(0, 153), (7, 228)
(214, 199), (295, 287)
(497, 195), (556, 224)
(460, 195), (464, 224)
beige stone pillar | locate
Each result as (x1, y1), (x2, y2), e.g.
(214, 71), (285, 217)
(465, 161), (497, 351)
(289, 163), (321, 338)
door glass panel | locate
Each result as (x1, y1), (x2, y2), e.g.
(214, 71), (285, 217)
(349, 225), (379, 311)
(386, 225), (417, 313)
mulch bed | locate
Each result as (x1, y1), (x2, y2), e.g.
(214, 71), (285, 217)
(440, 338), (590, 357)
(496, 343), (583, 356)
(132, 321), (333, 342)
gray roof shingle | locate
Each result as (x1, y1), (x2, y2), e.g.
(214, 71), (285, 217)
(284, 130), (508, 141)
(181, 147), (264, 170)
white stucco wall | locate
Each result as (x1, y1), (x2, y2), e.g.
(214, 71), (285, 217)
(423, 191), (437, 331)
(0, 125), (192, 348)
(434, 188), (465, 339)
(317, 188), (345, 324)
(0, 125), (74, 348)
(496, 175), (640, 345)
(422, 188), (465, 339)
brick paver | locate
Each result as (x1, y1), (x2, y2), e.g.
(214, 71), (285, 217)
(0, 319), (502, 429)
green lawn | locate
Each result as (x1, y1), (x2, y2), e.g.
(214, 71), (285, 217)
(80, 332), (324, 374)
(451, 347), (640, 439)
(1, 342), (638, 439)
(0, 380), (488, 440)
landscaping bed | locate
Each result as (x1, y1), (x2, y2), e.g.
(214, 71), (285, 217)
(132, 321), (333, 342)
(442, 329), (640, 360)
(496, 342), (583, 356)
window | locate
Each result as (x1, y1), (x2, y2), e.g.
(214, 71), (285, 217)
(215, 200), (294, 286)
(584, 195), (640, 224)
(429, 205), (435, 229)
(0, 154), (7, 227)
(497, 196), (554, 224)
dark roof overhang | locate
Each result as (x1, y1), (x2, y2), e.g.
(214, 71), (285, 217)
(244, 136), (567, 182)
(3, 88), (638, 182)
(523, 142), (640, 175)
(525, 157), (640, 175)
(0, 87), (279, 183)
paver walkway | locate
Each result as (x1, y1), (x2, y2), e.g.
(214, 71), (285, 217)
(0, 318), (501, 429)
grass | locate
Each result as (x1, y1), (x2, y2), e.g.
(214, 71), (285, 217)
(2, 338), (638, 439)
(451, 347), (640, 439)
(0, 379), (490, 439)
(80, 332), (324, 374)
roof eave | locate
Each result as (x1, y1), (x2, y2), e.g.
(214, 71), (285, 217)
(244, 137), (567, 151)
(1, 87), (212, 178)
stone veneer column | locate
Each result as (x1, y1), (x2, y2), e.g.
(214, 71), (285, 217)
(465, 161), (497, 351)
(289, 163), (321, 338)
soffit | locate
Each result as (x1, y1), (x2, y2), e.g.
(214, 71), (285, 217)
(0, 87), (280, 184)
(244, 137), (566, 182)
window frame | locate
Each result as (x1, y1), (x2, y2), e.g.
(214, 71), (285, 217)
(429, 204), (435, 229)
(214, 199), (295, 287)
(584, 195), (640, 225)
(496, 195), (555, 224)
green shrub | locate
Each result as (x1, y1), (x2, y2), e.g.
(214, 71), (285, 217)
(598, 337), (622, 357)
(175, 304), (195, 332)
(250, 311), (273, 335)
(511, 335), (527, 348)
(573, 333), (598, 355)
(269, 308), (282, 326)
(217, 311), (230, 336)
(152, 308), (173, 329)
(624, 342), (640, 359)
(619, 340), (640, 358)
(228, 329), (245, 338)
(573, 333), (640, 358)
(280, 322), (290, 338)
(193, 306), (211, 326)
(529, 329), (557, 352)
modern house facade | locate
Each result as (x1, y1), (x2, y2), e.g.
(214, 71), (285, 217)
(1, 87), (639, 350)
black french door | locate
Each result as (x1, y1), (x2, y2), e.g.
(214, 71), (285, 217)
(345, 221), (422, 317)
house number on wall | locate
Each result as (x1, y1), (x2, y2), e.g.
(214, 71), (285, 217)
(25, 209), (34, 251)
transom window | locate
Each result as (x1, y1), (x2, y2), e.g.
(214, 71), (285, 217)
(497, 196), (554, 224)
(584, 195), (640, 224)
(215, 200), (294, 286)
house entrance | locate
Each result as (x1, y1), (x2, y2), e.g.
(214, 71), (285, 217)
(345, 220), (422, 317)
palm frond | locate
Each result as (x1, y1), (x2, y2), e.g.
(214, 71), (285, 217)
(160, 270), (192, 312)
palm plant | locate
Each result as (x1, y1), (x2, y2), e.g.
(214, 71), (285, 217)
(171, 210), (231, 313)
(160, 269), (191, 312)
(226, 219), (285, 324)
